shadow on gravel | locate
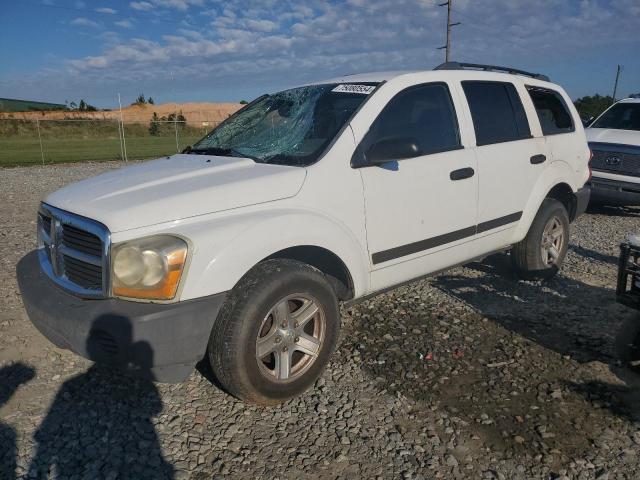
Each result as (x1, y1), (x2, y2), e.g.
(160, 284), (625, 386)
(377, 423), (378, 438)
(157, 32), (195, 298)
(27, 316), (174, 479)
(0, 363), (36, 480)
(587, 205), (640, 218)
(434, 254), (640, 419)
(570, 245), (619, 265)
(347, 252), (640, 465)
(434, 254), (626, 364)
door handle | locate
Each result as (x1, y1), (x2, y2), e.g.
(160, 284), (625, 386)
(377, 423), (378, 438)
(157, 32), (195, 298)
(530, 154), (547, 164)
(450, 167), (475, 181)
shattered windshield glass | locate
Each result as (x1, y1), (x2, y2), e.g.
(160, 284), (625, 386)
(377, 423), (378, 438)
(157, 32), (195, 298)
(190, 83), (378, 166)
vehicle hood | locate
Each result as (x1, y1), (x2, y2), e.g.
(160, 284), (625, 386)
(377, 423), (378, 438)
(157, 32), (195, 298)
(45, 154), (307, 232)
(586, 128), (640, 147)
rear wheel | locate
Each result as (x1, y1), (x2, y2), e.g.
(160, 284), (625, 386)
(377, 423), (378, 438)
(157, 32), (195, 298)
(511, 198), (570, 280)
(207, 259), (340, 405)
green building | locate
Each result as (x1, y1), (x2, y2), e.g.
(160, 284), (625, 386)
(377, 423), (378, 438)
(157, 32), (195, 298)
(0, 98), (66, 112)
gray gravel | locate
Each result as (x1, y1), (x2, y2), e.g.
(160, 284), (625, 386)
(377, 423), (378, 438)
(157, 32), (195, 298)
(1, 161), (639, 479)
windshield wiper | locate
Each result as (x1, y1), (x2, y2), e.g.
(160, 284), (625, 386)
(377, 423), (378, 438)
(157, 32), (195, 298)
(188, 146), (262, 163)
(188, 147), (232, 156)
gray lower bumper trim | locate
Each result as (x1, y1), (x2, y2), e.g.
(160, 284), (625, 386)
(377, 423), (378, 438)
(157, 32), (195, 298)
(17, 250), (227, 382)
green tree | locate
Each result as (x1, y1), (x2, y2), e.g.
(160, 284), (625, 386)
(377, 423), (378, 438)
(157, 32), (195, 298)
(133, 93), (147, 106)
(149, 112), (160, 136)
(148, 97), (155, 105)
(77, 99), (97, 112)
(574, 94), (614, 122)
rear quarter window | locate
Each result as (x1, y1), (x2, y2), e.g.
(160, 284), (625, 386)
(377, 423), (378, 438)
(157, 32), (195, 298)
(526, 86), (575, 135)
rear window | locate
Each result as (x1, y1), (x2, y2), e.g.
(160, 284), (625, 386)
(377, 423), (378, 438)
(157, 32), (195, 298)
(526, 86), (574, 135)
(462, 81), (531, 146)
(591, 102), (640, 131)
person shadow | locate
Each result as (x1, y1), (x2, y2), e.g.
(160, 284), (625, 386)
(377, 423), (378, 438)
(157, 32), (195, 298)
(27, 315), (175, 479)
(1, 363), (36, 480)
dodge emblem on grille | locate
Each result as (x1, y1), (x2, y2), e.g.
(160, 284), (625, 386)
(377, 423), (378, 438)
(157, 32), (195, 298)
(605, 155), (622, 166)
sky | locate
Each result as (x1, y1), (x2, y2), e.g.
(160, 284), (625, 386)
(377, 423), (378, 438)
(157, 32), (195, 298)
(1, 0), (638, 108)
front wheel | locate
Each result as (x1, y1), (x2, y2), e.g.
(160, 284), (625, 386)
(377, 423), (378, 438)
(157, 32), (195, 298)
(511, 198), (570, 280)
(207, 259), (340, 405)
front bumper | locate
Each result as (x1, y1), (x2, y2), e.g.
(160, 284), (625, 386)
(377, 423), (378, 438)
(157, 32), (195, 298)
(589, 176), (640, 206)
(16, 250), (227, 382)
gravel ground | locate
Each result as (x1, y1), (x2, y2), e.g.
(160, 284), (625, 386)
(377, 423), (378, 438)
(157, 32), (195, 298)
(1, 161), (639, 480)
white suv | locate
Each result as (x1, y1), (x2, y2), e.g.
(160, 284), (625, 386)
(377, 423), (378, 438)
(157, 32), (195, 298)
(17, 62), (590, 404)
(586, 96), (640, 205)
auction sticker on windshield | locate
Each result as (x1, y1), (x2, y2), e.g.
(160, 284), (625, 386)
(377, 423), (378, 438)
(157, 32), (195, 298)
(332, 84), (376, 95)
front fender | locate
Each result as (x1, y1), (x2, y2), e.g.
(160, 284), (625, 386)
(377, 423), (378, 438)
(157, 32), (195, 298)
(513, 160), (579, 241)
(176, 207), (370, 301)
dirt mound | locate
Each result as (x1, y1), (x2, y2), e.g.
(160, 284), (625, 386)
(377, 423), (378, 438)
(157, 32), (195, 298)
(0, 102), (242, 127)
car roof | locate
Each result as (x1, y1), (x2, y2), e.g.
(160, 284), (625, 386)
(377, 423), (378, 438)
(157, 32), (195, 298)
(311, 68), (559, 89)
(617, 97), (640, 104)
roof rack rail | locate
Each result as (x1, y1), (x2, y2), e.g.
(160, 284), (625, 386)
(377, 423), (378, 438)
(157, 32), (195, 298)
(434, 62), (550, 82)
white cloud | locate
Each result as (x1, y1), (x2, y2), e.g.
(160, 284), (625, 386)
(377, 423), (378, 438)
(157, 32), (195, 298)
(130, 0), (202, 11)
(130, 1), (154, 11)
(244, 19), (277, 32)
(96, 7), (117, 14)
(70, 17), (100, 28)
(115, 19), (134, 28)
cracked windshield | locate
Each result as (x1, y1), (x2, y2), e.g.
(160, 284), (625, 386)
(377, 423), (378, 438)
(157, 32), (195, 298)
(191, 83), (378, 166)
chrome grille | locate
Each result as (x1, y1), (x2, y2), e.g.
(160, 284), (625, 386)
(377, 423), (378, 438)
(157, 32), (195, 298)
(61, 224), (103, 257)
(589, 142), (640, 177)
(38, 204), (110, 298)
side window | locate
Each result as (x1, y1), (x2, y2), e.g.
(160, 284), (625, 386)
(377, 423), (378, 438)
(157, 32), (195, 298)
(526, 86), (575, 135)
(366, 83), (461, 156)
(462, 81), (531, 146)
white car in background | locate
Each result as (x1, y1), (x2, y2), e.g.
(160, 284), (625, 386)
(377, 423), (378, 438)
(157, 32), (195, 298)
(586, 96), (640, 206)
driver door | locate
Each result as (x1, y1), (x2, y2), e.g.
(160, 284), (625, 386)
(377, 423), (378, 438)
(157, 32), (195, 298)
(355, 82), (478, 291)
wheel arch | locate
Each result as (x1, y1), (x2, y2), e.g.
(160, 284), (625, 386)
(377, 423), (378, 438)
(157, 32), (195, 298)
(513, 161), (579, 240)
(265, 246), (355, 301)
(546, 182), (578, 221)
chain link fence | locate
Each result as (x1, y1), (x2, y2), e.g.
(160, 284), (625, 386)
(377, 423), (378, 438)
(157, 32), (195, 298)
(0, 118), (219, 167)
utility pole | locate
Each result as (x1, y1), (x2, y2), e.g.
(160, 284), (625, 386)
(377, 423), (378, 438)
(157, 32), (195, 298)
(437, 0), (461, 62)
(612, 64), (622, 104)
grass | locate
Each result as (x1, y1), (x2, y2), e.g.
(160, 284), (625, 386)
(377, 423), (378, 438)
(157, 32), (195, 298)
(0, 119), (206, 167)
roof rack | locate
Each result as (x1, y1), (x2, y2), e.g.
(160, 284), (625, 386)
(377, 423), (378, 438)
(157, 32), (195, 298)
(434, 62), (550, 82)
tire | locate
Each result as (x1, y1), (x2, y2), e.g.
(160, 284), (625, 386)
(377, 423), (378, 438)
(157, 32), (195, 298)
(615, 314), (640, 371)
(207, 259), (340, 405)
(511, 198), (570, 280)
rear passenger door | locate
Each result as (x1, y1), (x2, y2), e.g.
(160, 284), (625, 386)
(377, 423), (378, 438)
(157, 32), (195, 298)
(461, 81), (549, 232)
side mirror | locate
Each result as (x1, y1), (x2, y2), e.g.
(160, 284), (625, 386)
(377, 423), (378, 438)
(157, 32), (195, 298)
(352, 136), (421, 168)
(181, 145), (192, 154)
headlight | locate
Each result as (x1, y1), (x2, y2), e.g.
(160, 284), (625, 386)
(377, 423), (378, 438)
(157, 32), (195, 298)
(111, 235), (188, 301)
